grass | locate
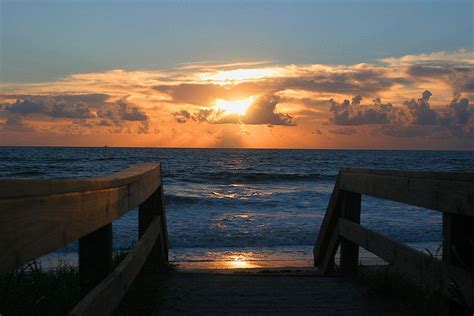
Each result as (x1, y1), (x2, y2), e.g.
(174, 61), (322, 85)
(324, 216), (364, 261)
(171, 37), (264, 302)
(0, 252), (132, 316)
(356, 265), (471, 316)
(0, 261), (80, 315)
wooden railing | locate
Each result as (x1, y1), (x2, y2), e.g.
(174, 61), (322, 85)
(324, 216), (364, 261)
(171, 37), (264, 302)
(0, 163), (168, 315)
(313, 167), (474, 310)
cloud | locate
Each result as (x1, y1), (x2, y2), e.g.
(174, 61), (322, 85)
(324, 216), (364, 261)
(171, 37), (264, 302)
(117, 98), (148, 121)
(380, 50), (474, 99)
(329, 97), (394, 125)
(1, 94), (151, 134)
(172, 94), (295, 126)
(377, 125), (437, 138)
(442, 97), (474, 138)
(172, 110), (192, 123)
(403, 90), (438, 125)
(1, 115), (33, 132)
(155, 65), (403, 107)
(330, 90), (473, 139)
(1, 50), (473, 148)
(240, 94), (295, 126)
(7, 95), (99, 118)
(329, 127), (357, 135)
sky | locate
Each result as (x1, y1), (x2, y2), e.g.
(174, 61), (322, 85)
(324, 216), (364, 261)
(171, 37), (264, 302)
(1, 0), (473, 149)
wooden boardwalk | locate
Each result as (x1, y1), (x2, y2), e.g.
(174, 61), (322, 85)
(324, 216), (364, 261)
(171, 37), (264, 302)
(119, 269), (414, 315)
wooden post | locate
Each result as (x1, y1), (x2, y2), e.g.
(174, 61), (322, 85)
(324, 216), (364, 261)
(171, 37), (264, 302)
(79, 223), (113, 295)
(443, 212), (474, 270)
(339, 190), (361, 276)
(442, 212), (474, 314)
(139, 167), (168, 264)
(139, 189), (159, 259)
(139, 191), (156, 239)
(156, 181), (169, 262)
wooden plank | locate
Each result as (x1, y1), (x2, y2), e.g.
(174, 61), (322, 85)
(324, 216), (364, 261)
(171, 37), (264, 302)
(339, 191), (361, 276)
(340, 167), (474, 182)
(339, 170), (474, 216)
(79, 224), (113, 295)
(0, 163), (161, 199)
(139, 190), (156, 239)
(338, 219), (474, 310)
(443, 213), (474, 271)
(318, 225), (340, 274)
(0, 164), (161, 273)
(70, 216), (162, 316)
(313, 176), (342, 267)
(156, 181), (169, 262)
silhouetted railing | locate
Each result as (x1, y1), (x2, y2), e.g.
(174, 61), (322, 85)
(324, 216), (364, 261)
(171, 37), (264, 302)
(313, 167), (474, 310)
(0, 163), (168, 315)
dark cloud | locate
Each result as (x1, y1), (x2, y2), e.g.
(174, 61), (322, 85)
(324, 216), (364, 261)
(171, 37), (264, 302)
(240, 94), (295, 126)
(172, 110), (192, 123)
(117, 98), (148, 121)
(403, 90), (438, 125)
(51, 102), (95, 119)
(1, 115), (33, 132)
(2, 94), (150, 133)
(6, 96), (95, 119)
(351, 95), (362, 105)
(330, 91), (474, 139)
(329, 98), (394, 125)
(407, 65), (453, 77)
(441, 98), (474, 138)
(7, 94), (106, 119)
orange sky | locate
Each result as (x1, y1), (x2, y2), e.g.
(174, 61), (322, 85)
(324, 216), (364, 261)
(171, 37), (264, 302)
(1, 50), (473, 150)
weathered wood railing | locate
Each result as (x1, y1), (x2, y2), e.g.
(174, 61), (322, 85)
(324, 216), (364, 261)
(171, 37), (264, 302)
(0, 163), (168, 315)
(313, 167), (474, 310)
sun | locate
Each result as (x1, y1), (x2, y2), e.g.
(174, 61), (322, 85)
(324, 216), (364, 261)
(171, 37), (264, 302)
(214, 96), (255, 115)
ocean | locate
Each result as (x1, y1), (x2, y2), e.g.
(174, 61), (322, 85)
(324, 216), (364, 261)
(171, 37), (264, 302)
(1, 147), (473, 268)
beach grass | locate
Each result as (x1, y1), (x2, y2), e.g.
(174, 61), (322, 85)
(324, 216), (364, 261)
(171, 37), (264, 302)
(0, 252), (130, 315)
(357, 265), (472, 316)
(0, 261), (80, 315)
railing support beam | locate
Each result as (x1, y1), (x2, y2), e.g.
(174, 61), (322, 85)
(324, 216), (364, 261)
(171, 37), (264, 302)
(79, 223), (113, 295)
(443, 212), (474, 271)
(156, 182), (169, 262)
(139, 166), (168, 264)
(339, 191), (361, 276)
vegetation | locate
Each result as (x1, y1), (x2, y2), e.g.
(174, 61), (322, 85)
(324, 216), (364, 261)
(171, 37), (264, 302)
(357, 265), (471, 316)
(0, 261), (80, 315)
(0, 252), (131, 316)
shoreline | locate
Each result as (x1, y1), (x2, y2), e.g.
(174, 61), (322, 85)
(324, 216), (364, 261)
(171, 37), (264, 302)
(36, 242), (441, 271)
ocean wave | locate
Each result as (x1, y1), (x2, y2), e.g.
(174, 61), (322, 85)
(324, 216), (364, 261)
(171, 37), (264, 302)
(7, 170), (45, 177)
(165, 193), (281, 207)
(180, 171), (335, 184)
(166, 194), (211, 205)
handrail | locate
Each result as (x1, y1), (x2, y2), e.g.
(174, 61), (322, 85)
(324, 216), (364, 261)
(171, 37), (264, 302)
(313, 167), (474, 310)
(0, 163), (169, 315)
(0, 163), (161, 199)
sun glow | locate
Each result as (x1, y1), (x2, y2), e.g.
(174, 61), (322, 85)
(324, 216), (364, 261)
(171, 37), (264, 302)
(204, 68), (280, 82)
(214, 96), (255, 115)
